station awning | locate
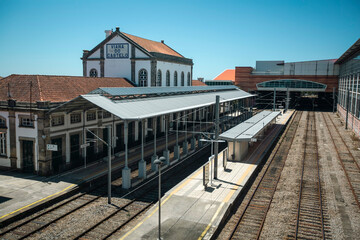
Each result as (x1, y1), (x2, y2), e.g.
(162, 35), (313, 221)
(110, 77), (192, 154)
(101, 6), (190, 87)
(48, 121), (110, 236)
(50, 88), (253, 121)
(219, 110), (281, 142)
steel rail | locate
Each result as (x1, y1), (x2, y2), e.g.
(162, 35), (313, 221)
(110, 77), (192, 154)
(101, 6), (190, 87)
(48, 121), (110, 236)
(294, 111), (325, 239)
(228, 111), (301, 240)
(322, 112), (360, 209)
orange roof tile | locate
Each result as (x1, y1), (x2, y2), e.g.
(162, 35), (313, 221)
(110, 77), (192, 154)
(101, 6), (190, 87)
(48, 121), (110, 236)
(192, 80), (207, 86)
(0, 75), (134, 103)
(123, 33), (183, 58)
(214, 69), (235, 81)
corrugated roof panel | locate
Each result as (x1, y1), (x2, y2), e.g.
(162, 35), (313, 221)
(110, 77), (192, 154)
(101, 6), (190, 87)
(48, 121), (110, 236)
(219, 111), (280, 141)
(89, 86), (238, 96)
(80, 89), (253, 120)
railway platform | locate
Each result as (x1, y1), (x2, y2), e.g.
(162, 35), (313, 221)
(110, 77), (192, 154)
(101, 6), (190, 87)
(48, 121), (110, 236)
(120, 110), (294, 240)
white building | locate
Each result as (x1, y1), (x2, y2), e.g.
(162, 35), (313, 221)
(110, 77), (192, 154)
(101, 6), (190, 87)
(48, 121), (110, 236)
(82, 27), (194, 87)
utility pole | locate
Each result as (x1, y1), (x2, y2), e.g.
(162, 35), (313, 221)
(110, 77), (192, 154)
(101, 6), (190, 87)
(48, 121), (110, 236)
(346, 88), (349, 130)
(107, 125), (112, 204)
(214, 95), (220, 179)
(273, 88), (276, 111)
(333, 87), (336, 113)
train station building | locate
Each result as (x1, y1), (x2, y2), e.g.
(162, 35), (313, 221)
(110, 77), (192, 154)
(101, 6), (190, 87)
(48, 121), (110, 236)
(0, 73), (253, 176)
(82, 27), (193, 87)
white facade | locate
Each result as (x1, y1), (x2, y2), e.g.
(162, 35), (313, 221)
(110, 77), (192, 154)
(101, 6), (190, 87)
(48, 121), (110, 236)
(82, 28), (193, 87)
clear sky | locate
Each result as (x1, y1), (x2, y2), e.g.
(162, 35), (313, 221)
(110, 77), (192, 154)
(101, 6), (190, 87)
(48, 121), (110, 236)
(0, 0), (359, 80)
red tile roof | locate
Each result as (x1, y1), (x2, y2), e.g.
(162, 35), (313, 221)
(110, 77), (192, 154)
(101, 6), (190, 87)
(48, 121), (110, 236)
(0, 75), (134, 103)
(192, 80), (207, 86)
(123, 33), (184, 58)
(214, 69), (235, 82)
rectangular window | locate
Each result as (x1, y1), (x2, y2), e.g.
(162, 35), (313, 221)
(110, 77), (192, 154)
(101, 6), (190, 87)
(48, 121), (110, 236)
(86, 111), (96, 121)
(0, 133), (6, 155)
(51, 115), (64, 126)
(103, 111), (111, 118)
(0, 118), (6, 128)
(70, 113), (82, 124)
(20, 117), (34, 127)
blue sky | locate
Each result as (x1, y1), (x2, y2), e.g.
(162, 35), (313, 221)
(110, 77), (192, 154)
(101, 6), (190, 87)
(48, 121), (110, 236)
(0, 0), (359, 79)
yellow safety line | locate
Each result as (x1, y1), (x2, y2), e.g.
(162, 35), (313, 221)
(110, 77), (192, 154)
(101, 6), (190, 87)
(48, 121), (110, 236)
(119, 168), (203, 240)
(198, 202), (225, 240)
(0, 183), (76, 220)
(223, 165), (255, 203)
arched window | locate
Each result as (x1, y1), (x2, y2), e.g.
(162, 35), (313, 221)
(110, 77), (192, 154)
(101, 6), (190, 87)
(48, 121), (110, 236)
(174, 71), (178, 86)
(187, 72), (191, 86)
(89, 69), (98, 77)
(181, 72), (185, 86)
(166, 70), (170, 86)
(156, 69), (162, 86)
(138, 69), (148, 87)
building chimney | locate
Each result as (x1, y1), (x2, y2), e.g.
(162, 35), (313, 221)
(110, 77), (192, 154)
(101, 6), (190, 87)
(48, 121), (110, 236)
(105, 30), (113, 38)
(82, 50), (89, 58)
(116, 27), (120, 32)
(198, 77), (204, 82)
(161, 40), (164, 44)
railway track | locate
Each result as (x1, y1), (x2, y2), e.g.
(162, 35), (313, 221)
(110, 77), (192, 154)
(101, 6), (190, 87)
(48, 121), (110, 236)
(291, 111), (327, 239)
(321, 112), (360, 209)
(0, 143), (215, 240)
(224, 111), (302, 239)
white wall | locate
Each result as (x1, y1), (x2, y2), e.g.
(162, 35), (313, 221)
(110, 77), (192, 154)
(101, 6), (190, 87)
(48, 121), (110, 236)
(157, 61), (192, 86)
(86, 61), (100, 77)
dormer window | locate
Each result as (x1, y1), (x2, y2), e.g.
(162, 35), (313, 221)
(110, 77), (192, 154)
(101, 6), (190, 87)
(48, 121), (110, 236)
(89, 69), (98, 77)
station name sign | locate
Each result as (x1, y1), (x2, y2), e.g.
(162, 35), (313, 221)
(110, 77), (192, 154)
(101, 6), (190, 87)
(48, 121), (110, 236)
(106, 43), (129, 59)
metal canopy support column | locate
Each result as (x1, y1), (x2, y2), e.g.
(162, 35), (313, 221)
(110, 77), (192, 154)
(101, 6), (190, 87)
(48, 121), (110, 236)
(174, 113), (180, 160)
(214, 95), (220, 179)
(138, 119), (146, 179)
(107, 125), (112, 204)
(286, 88), (290, 112)
(122, 120), (131, 189)
(182, 113), (188, 156)
(151, 118), (158, 171)
(191, 110), (196, 150)
(163, 115), (170, 165)
(198, 108), (203, 147)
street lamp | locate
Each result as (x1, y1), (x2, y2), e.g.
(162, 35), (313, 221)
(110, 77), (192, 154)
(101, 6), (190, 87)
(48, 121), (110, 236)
(154, 156), (166, 240)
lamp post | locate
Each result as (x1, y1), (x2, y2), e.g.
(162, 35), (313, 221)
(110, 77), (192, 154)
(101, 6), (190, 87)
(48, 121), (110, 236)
(154, 156), (166, 240)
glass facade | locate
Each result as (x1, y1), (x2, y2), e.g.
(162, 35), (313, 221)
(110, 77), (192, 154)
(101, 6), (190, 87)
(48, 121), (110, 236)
(257, 79), (327, 90)
(338, 52), (360, 118)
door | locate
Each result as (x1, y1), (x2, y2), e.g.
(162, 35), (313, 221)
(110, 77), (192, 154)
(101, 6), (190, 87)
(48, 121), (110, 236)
(70, 134), (81, 167)
(51, 138), (63, 174)
(115, 123), (124, 152)
(86, 131), (96, 163)
(102, 128), (108, 157)
(22, 140), (34, 172)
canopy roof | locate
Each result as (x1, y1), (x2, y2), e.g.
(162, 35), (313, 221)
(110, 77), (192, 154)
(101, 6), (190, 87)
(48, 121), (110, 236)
(89, 85), (238, 98)
(50, 87), (253, 121)
(219, 110), (280, 141)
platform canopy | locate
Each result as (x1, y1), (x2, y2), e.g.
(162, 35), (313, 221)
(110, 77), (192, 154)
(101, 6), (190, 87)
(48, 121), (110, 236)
(50, 87), (253, 121)
(219, 110), (281, 142)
